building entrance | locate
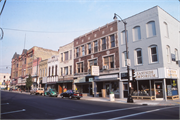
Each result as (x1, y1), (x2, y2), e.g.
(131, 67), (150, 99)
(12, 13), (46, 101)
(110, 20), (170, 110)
(155, 82), (163, 100)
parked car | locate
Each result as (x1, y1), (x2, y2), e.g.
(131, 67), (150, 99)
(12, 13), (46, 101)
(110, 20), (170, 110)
(30, 88), (44, 95)
(60, 90), (82, 100)
(44, 89), (58, 97)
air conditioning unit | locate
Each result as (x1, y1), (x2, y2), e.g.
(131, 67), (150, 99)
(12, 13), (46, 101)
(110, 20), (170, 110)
(103, 65), (109, 70)
(176, 61), (179, 64)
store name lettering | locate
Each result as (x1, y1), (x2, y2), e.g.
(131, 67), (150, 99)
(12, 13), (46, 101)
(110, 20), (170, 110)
(136, 70), (157, 79)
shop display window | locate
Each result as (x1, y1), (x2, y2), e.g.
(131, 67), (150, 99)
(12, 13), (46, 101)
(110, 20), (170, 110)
(111, 81), (119, 94)
(166, 79), (178, 96)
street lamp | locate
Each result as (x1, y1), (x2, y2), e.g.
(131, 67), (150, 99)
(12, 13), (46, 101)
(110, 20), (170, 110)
(113, 13), (133, 103)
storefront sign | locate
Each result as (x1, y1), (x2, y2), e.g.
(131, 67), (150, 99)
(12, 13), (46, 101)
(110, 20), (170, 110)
(74, 77), (85, 83)
(167, 85), (172, 96)
(91, 66), (99, 76)
(136, 69), (158, 79)
(94, 74), (118, 80)
(121, 72), (128, 79)
(166, 69), (178, 78)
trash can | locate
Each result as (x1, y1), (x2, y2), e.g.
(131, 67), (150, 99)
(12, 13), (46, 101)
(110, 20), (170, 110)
(109, 94), (115, 101)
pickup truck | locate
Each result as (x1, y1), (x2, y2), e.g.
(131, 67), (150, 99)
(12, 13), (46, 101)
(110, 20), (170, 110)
(30, 88), (44, 95)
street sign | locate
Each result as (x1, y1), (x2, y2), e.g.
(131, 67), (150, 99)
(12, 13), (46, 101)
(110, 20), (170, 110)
(127, 59), (131, 66)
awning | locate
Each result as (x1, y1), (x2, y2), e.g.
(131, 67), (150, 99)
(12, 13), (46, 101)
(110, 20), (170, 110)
(57, 80), (73, 83)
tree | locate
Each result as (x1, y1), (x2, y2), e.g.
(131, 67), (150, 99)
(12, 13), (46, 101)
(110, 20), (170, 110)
(26, 74), (33, 92)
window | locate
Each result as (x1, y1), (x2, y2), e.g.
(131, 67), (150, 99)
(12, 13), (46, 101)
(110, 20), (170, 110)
(88, 43), (91, 54)
(133, 26), (141, 41)
(43, 69), (44, 77)
(150, 45), (158, 63)
(81, 45), (85, 56)
(49, 67), (51, 76)
(76, 47), (79, 57)
(40, 69), (42, 77)
(24, 58), (26, 64)
(135, 49), (142, 65)
(52, 66), (54, 76)
(89, 59), (97, 70)
(70, 66), (72, 75)
(102, 38), (106, 50)
(166, 46), (171, 63)
(175, 49), (179, 61)
(17, 64), (18, 68)
(94, 41), (98, 52)
(147, 21), (156, 38)
(4, 76), (5, 78)
(45, 68), (46, 76)
(55, 65), (57, 76)
(121, 30), (128, 44)
(61, 68), (63, 76)
(70, 50), (72, 60)
(123, 51), (128, 66)
(65, 51), (68, 61)
(77, 62), (83, 73)
(61, 53), (63, 62)
(103, 55), (114, 69)
(110, 35), (115, 48)
(64, 67), (68, 75)
(164, 22), (169, 38)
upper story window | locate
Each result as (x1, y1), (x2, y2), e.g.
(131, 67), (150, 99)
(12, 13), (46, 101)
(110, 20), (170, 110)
(88, 59), (97, 70)
(65, 51), (68, 61)
(24, 58), (26, 64)
(166, 46), (171, 63)
(103, 55), (114, 69)
(135, 48), (142, 65)
(70, 66), (72, 75)
(45, 68), (46, 76)
(77, 62), (83, 73)
(149, 45), (158, 63)
(110, 34), (115, 48)
(146, 21), (156, 38)
(49, 67), (51, 76)
(123, 51), (129, 67)
(40, 69), (42, 77)
(175, 49), (179, 61)
(64, 67), (68, 75)
(94, 41), (98, 53)
(121, 30), (128, 45)
(81, 45), (85, 56)
(76, 47), (79, 58)
(61, 68), (63, 76)
(102, 37), (106, 50)
(70, 50), (72, 60)
(55, 65), (57, 76)
(164, 22), (169, 38)
(61, 53), (63, 62)
(43, 69), (44, 77)
(17, 64), (18, 68)
(88, 43), (91, 54)
(133, 26), (141, 41)
(52, 66), (54, 76)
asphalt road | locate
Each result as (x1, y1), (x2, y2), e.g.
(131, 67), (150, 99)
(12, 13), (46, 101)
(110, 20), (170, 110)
(1, 91), (179, 119)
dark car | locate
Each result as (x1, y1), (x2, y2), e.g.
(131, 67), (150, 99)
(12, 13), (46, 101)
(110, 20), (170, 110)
(44, 89), (58, 97)
(60, 90), (82, 100)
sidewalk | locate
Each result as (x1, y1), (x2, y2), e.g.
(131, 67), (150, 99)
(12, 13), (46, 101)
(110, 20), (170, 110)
(2, 90), (180, 106)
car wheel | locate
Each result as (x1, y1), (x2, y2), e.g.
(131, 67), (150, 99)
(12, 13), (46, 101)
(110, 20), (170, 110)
(77, 98), (80, 100)
(48, 94), (51, 97)
(69, 96), (72, 99)
(30, 93), (32, 95)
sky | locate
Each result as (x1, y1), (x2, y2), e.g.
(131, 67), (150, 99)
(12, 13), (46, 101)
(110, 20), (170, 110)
(0, 0), (180, 74)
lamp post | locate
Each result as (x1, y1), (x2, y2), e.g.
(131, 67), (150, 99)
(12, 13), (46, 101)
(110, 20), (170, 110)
(113, 13), (133, 103)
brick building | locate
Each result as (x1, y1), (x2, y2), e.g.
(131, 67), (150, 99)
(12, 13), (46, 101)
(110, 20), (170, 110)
(73, 21), (120, 97)
(11, 46), (58, 90)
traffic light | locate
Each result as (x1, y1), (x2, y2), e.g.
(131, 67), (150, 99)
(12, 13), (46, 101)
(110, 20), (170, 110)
(132, 69), (136, 82)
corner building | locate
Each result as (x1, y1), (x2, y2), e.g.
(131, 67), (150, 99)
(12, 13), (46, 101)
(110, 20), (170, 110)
(74, 21), (120, 97)
(118, 6), (180, 100)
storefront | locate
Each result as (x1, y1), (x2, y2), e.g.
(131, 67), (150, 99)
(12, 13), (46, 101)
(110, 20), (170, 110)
(57, 80), (73, 94)
(94, 74), (119, 98)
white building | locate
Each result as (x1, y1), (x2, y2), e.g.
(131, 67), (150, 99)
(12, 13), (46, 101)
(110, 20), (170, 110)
(47, 55), (59, 91)
(118, 6), (180, 100)
(0, 73), (11, 89)
(58, 42), (74, 94)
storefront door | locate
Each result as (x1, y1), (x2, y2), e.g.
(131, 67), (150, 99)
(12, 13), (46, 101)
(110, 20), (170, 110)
(105, 84), (110, 96)
(155, 82), (163, 100)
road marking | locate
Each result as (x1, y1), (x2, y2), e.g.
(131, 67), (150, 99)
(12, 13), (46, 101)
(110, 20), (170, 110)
(1, 103), (9, 105)
(56, 106), (147, 120)
(108, 106), (179, 120)
(1, 109), (26, 115)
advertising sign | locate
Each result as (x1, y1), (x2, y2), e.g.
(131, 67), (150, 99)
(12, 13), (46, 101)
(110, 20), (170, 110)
(167, 85), (172, 96)
(166, 69), (178, 78)
(91, 66), (99, 76)
(136, 69), (158, 79)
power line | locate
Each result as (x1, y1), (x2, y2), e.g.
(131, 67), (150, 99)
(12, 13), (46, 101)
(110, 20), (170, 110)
(3, 27), (93, 33)
(0, 0), (6, 16)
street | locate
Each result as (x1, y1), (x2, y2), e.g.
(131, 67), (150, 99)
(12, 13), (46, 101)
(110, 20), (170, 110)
(1, 91), (179, 119)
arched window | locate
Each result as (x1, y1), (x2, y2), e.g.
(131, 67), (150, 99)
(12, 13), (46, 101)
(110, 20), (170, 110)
(175, 49), (179, 61)
(146, 21), (156, 38)
(52, 66), (54, 76)
(49, 67), (51, 76)
(135, 48), (142, 65)
(164, 22), (169, 38)
(149, 45), (158, 63)
(55, 65), (57, 76)
(121, 30), (128, 44)
(166, 46), (171, 63)
(133, 26), (141, 41)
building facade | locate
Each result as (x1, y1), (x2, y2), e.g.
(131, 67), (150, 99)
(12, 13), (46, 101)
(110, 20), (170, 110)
(58, 42), (74, 94)
(39, 59), (48, 89)
(0, 73), (11, 89)
(118, 6), (180, 100)
(74, 21), (120, 97)
(11, 46), (58, 90)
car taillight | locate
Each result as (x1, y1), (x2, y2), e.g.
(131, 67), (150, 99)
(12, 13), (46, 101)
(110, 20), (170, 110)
(80, 94), (82, 96)
(36, 90), (37, 92)
(74, 94), (77, 96)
